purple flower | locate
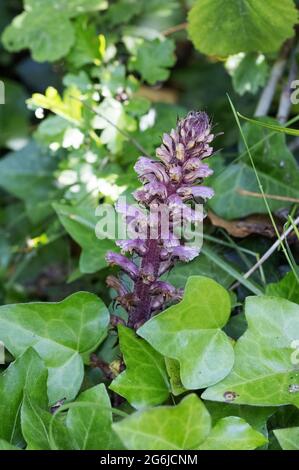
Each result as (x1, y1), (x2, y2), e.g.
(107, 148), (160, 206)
(106, 111), (216, 329)
(105, 252), (139, 280)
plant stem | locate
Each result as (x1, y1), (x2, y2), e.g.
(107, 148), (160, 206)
(255, 41), (292, 117)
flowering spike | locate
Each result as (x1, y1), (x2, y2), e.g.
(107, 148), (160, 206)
(106, 111), (216, 329)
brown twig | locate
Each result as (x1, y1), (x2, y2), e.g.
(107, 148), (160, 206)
(162, 22), (188, 36)
(238, 188), (299, 204)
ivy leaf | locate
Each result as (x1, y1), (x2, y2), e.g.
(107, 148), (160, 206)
(53, 202), (116, 274)
(266, 270), (299, 304)
(22, 392), (73, 450)
(274, 427), (299, 450)
(2, 0), (108, 62)
(198, 416), (267, 450)
(128, 39), (176, 85)
(188, 0), (297, 57)
(110, 325), (170, 408)
(202, 296), (299, 406)
(205, 401), (275, 433)
(113, 393), (266, 450)
(0, 348), (47, 445)
(65, 384), (123, 450)
(0, 292), (109, 403)
(113, 394), (212, 450)
(138, 276), (234, 390)
(0, 440), (21, 450)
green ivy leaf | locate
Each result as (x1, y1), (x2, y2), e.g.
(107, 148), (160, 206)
(138, 276), (234, 389)
(274, 427), (299, 450)
(0, 440), (21, 450)
(113, 394), (212, 450)
(65, 384), (123, 450)
(22, 392), (73, 450)
(188, 0), (297, 57)
(198, 416), (267, 450)
(113, 393), (266, 450)
(266, 270), (299, 304)
(128, 39), (176, 85)
(110, 325), (170, 408)
(202, 296), (299, 406)
(0, 348), (47, 445)
(205, 401), (275, 433)
(0, 292), (109, 403)
(2, 0), (108, 62)
(53, 202), (116, 274)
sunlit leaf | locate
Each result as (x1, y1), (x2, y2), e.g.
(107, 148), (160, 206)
(138, 276), (234, 389)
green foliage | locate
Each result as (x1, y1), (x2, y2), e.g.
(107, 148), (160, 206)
(274, 427), (299, 450)
(188, 0), (297, 56)
(0, 79), (30, 149)
(0, 0), (299, 453)
(209, 120), (299, 218)
(128, 38), (176, 85)
(0, 292), (109, 403)
(138, 277), (234, 389)
(226, 53), (269, 96)
(2, 0), (108, 62)
(113, 394), (266, 450)
(54, 202), (116, 274)
(266, 271), (299, 304)
(0, 348), (47, 445)
(0, 142), (59, 223)
(203, 296), (299, 406)
(65, 384), (123, 450)
(110, 325), (170, 408)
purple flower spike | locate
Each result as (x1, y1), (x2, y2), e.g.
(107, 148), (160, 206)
(106, 111), (216, 329)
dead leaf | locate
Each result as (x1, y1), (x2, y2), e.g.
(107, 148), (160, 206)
(207, 210), (284, 238)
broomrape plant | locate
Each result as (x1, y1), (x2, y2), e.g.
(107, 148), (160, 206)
(106, 111), (215, 329)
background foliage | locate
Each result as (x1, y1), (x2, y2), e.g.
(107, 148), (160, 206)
(0, 0), (299, 451)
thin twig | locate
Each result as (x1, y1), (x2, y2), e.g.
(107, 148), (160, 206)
(238, 188), (299, 204)
(255, 41), (292, 117)
(230, 215), (299, 291)
(162, 22), (188, 36)
(277, 44), (298, 123)
(70, 95), (152, 158)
